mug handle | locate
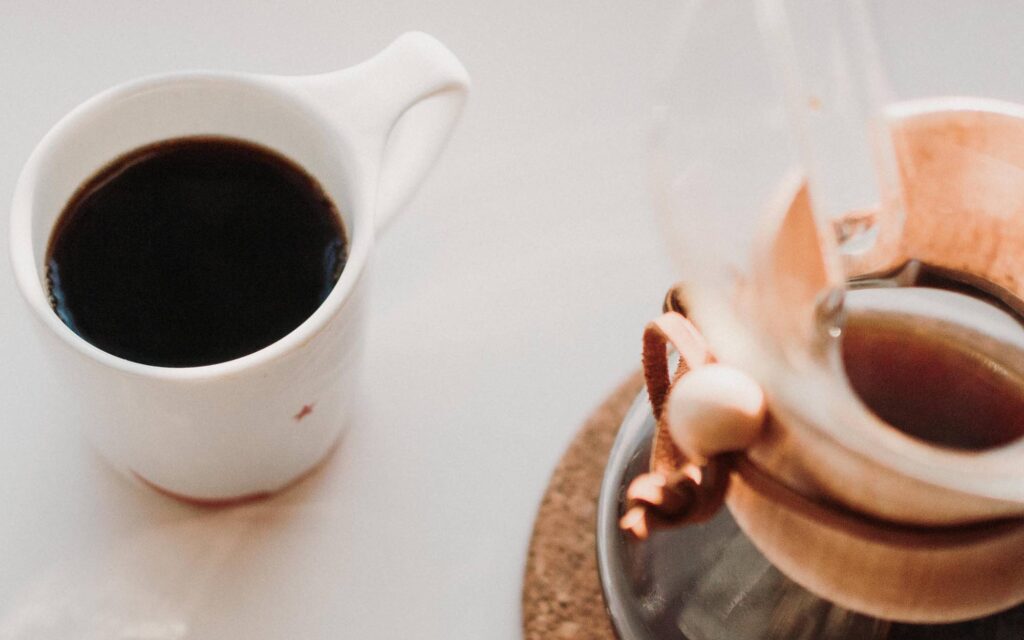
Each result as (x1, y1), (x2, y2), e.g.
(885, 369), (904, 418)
(292, 32), (470, 235)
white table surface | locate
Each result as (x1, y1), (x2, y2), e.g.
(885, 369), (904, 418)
(0, 2), (677, 637)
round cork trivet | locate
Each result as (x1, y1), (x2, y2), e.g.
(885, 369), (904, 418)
(522, 371), (644, 640)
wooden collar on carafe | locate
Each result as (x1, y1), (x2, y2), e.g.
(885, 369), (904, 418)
(621, 282), (1024, 548)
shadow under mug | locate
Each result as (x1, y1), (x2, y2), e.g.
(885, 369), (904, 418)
(9, 32), (470, 503)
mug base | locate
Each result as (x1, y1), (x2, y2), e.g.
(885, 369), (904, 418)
(129, 436), (342, 508)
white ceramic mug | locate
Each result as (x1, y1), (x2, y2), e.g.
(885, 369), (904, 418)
(9, 32), (469, 503)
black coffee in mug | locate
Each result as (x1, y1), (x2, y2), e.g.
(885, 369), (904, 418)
(46, 137), (348, 368)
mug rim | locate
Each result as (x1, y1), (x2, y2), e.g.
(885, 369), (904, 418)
(9, 70), (374, 381)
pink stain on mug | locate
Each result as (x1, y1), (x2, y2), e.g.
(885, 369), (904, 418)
(294, 403), (315, 421)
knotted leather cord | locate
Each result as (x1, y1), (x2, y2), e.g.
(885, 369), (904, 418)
(620, 293), (730, 539)
(620, 284), (1024, 547)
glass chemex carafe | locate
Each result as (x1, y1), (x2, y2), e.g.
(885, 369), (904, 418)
(599, 2), (1024, 638)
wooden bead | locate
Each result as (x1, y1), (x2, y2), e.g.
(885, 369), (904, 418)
(666, 364), (766, 463)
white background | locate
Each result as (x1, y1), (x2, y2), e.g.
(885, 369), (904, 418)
(0, 2), (677, 637)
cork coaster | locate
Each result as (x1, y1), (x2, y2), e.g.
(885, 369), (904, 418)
(522, 371), (644, 640)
